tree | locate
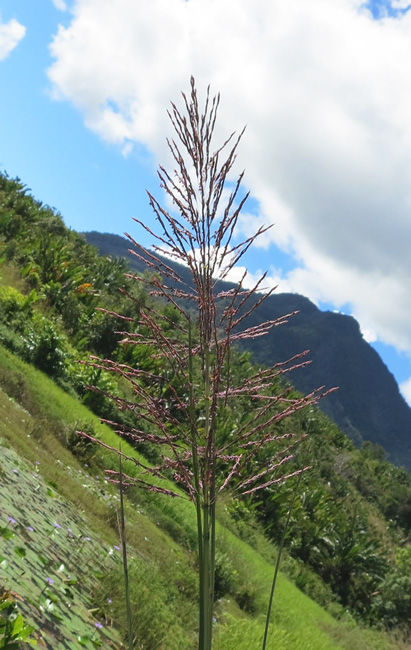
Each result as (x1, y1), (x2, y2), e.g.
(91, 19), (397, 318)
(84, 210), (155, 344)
(80, 78), (330, 650)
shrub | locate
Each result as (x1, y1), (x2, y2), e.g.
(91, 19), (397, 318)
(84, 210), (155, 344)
(22, 317), (68, 378)
(66, 420), (100, 463)
(214, 551), (238, 600)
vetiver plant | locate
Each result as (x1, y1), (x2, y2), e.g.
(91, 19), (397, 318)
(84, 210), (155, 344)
(80, 78), (332, 650)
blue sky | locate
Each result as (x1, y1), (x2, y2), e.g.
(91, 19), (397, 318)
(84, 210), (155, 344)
(1, 0), (411, 403)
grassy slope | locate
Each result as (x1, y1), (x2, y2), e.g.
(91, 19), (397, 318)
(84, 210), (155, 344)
(0, 344), (402, 650)
(0, 398), (124, 649)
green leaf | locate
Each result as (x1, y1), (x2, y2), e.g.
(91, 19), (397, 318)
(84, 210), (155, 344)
(16, 624), (36, 640)
(14, 547), (26, 559)
(92, 570), (105, 579)
(10, 613), (24, 637)
(0, 528), (14, 540)
(77, 635), (91, 646)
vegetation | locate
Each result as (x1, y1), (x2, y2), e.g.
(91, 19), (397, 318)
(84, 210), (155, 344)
(1, 83), (411, 647)
(0, 345), (405, 650)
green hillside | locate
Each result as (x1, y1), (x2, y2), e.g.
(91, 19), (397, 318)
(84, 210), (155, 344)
(0, 342), (401, 650)
(1, 171), (411, 648)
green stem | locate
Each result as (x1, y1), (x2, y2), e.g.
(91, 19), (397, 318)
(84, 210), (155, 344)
(188, 318), (206, 650)
(262, 472), (303, 650)
(119, 443), (133, 650)
(202, 499), (211, 650)
(202, 341), (216, 650)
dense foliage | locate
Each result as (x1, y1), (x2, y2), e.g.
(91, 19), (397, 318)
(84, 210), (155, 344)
(1, 170), (411, 638)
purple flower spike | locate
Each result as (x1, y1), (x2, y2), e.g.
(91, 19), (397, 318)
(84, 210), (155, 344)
(27, 526), (34, 532)
(94, 621), (103, 629)
(46, 577), (54, 585)
(8, 517), (16, 525)
(52, 522), (62, 529)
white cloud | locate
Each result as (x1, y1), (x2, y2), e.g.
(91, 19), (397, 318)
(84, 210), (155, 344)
(0, 13), (26, 61)
(400, 377), (411, 406)
(47, 0), (411, 355)
(391, 1), (411, 9)
(52, 0), (68, 11)
(353, 317), (378, 344)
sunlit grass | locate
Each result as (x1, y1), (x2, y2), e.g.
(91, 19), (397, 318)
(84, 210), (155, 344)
(0, 343), (404, 650)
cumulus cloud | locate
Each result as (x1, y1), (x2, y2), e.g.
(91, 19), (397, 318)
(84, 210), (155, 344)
(391, 1), (411, 9)
(0, 13), (26, 61)
(52, 0), (68, 11)
(47, 0), (411, 354)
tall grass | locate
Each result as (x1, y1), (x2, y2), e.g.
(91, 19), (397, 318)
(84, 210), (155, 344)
(79, 78), (334, 649)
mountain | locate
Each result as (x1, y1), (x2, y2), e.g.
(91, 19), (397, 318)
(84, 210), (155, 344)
(84, 230), (411, 470)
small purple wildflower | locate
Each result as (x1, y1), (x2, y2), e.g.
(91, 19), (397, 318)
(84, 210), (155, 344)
(27, 526), (34, 532)
(8, 517), (16, 525)
(12, 469), (18, 474)
(46, 577), (54, 585)
(107, 598), (112, 605)
(52, 522), (62, 529)
(114, 545), (120, 551)
(35, 461), (40, 466)
(94, 622), (103, 629)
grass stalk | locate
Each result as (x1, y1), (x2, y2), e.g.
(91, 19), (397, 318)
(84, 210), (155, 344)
(78, 78), (329, 650)
(261, 471), (303, 650)
(118, 442), (134, 650)
(202, 340), (215, 650)
(202, 501), (211, 650)
(188, 317), (206, 648)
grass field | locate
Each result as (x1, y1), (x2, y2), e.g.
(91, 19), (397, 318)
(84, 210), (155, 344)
(0, 344), (404, 649)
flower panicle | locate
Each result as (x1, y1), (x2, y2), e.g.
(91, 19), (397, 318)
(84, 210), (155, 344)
(240, 466), (313, 496)
(105, 470), (183, 499)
